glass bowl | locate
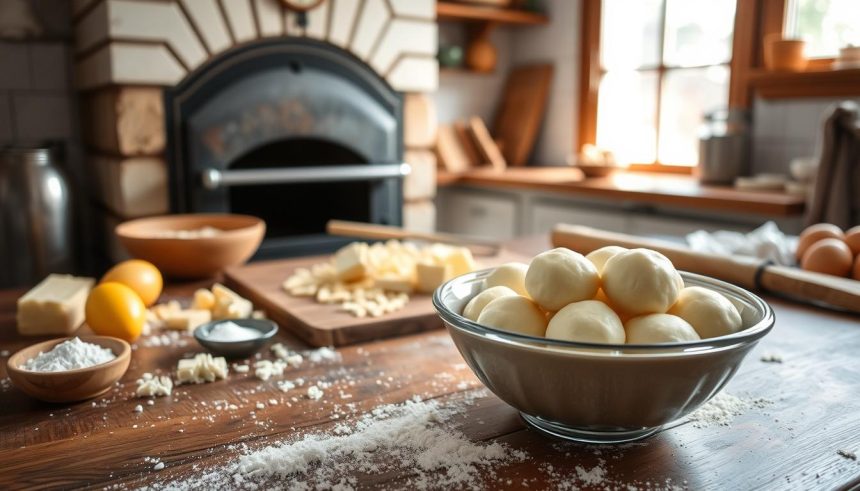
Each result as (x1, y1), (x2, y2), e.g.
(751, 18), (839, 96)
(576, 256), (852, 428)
(433, 269), (774, 443)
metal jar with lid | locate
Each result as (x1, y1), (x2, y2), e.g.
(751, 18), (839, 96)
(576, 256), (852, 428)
(0, 146), (75, 287)
(697, 109), (751, 185)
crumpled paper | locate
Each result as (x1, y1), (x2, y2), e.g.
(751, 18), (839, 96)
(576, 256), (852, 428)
(686, 221), (798, 266)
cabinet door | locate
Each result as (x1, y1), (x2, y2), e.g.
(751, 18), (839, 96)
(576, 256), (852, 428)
(436, 190), (518, 240)
(530, 202), (628, 235)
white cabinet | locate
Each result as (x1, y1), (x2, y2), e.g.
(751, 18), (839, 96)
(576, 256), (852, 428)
(529, 201), (628, 236)
(436, 188), (518, 240)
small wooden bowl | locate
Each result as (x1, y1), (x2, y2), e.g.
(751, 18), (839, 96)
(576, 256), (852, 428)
(576, 164), (617, 178)
(7, 336), (131, 403)
(115, 213), (265, 279)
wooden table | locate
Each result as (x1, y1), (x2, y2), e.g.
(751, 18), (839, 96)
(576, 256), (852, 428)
(1, 236), (859, 490)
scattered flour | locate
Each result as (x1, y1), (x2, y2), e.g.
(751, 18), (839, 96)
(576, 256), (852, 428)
(306, 346), (340, 363)
(21, 337), (115, 372)
(688, 392), (772, 428)
(306, 385), (323, 400)
(145, 397), (526, 490)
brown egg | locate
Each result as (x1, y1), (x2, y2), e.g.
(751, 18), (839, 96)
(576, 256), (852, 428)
(801, 238), (853, 277)
(853, 255), (860, 281)
(844, 226), (860, 255)
(796, 223), (844, 260)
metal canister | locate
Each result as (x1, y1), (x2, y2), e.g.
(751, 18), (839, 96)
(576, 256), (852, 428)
(0, 146), (75, 287)
(697, 109), (750, 185)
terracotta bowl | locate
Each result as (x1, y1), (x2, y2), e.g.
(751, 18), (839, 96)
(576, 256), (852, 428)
(115, 214), (265, 279)
(434, 270), (774, 444)
(7, 336), (131, 403)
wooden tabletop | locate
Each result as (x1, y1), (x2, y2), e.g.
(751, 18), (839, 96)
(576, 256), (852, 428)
(438, 168), (806, 217)
(1, 236), (859, 490)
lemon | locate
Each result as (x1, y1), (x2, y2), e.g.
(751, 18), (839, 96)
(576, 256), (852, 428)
(101, 259), (163, 307)
(85, 282), (146, 342)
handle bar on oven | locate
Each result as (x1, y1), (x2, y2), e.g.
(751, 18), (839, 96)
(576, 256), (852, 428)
(201, 163), (411, 190)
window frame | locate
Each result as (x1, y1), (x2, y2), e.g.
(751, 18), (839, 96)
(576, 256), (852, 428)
(577, 0), (859, 174)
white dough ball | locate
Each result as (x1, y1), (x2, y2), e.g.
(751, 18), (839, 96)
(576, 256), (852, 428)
(625, 314), (700, 344)
(485, 262), (529, 297)
(668, 286), (742, 339)
(525, 248), (599, 311)
(546, 300), (625, 344)
(462, 286), (518, 321)
(477, 295), (547, 337)
(602, 249), (683, 316)
(586, 246), (628, 275)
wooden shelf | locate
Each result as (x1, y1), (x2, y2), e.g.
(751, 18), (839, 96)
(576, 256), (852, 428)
(436, 2), (548, 25)
(747, 67), (860, 99)
(439, 66), (497, 75)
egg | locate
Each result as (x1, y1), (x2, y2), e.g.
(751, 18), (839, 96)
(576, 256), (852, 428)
(796, 223), (844, 260)
(796, 223), (845, 261)
(800, 238), (853, 277)
(844, 226), (860, 256)
(854, 255), (860, 281)
(101, 259), (163, 306)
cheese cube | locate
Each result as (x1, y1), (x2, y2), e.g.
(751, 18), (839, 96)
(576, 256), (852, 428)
(334, 242), (368, 281)
(176, 353), (228, 384)
(445, 247), (477, 277)
(211, 283), (253, 319)
(163, 309), (212, 331)
(416, 261), (452, 294)
(374, 276), (415, 293)
(16, 274), (95, 336)
(192, 288), (216, 310)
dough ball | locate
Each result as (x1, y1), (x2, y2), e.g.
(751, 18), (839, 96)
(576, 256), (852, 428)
(546, 300), (625, 344)
(668, 286), (742, 339)
(586, 246), (628, 275)
(477, 295), (547, 337)
(462, 286), (518, 321)
(602, 249), (683, 316)
(625, 314), (700, 344)
(485, 262), (529, 297)
(525, 248), (599, 311)
(593, 288), (633, 323)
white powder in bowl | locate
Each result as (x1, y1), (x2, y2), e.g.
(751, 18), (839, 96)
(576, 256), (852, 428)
(21, 338), (116, 372)
(206, 322), (263, 342)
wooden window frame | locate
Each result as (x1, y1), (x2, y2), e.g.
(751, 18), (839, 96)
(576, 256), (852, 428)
(578, 0), (860, 174)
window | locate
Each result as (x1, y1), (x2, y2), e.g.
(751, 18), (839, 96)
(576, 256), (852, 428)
(592, 0), (736, 168)
(784, 0), (860, 58)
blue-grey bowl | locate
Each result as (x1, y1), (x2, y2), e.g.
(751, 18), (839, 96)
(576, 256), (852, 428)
(193, 318), (278, 358)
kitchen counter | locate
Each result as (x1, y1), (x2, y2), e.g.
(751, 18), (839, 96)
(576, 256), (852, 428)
(438, 168), (806, 217)
(1, 235), (859, 489)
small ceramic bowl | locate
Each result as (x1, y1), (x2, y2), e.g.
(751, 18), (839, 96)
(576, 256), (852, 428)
(193, 319), (278, 358)
(7, 336), (131, 403)
(434, 269), (774, 444)
(115, 213), (265, 279)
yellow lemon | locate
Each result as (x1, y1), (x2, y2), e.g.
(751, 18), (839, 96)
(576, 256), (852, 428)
(101, 259), (163, 307)
(85, 282), (146, 342)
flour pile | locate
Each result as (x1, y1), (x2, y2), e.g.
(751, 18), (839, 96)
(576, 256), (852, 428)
(22, 337), (116, 372)
(154, 396), (527, 490)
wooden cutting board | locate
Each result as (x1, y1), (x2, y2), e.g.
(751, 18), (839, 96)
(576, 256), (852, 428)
(224, 251), (529, 347)
(493, 64), (554, 166)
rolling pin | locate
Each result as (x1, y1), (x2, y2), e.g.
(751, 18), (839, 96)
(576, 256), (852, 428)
(326, 220), (501, 256)
(552, 223), (860, 314)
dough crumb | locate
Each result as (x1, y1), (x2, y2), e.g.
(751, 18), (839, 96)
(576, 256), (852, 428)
(837, 449), (857, 460)
(760, 353), (783, 363)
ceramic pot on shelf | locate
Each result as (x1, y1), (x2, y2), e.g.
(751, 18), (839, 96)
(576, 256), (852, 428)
(763, 34), (807, 71)
(466, 24), (497, 73)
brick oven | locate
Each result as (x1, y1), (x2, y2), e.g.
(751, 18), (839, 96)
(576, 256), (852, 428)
(71, 0), (438, 262)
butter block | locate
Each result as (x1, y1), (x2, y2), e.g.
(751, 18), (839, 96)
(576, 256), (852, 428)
(445, 247), (477, 277)
(334, 242), (368, 281)
(211, 283), (253, 319)
(16, 274), (95, 336)
(416, 261), (452, 294)
(164, 309), (212, 331)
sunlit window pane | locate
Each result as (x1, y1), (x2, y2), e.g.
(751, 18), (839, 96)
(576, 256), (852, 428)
(662, 0), (736, 67)
(596, 70), (659, 164)
(786, 0), (860, 58)
(600, 0), (663, 70)
(657, 66), (729, 165)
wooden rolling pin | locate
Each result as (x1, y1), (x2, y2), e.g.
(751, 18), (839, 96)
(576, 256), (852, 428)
(326, 220), (501, 256)
(552, 223), (860, 314)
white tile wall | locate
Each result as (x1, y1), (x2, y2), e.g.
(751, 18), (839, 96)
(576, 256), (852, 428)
(751, 96), (860, 175)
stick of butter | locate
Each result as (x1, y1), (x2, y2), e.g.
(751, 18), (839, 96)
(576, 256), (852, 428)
(16, 274), (95, 336)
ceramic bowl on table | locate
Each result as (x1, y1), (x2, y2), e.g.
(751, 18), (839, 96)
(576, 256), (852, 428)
(193, 318), (278, 358)
(433, 269), (774, 444)
(6, 336), (131, 403)
(115, 213), (265, 279)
